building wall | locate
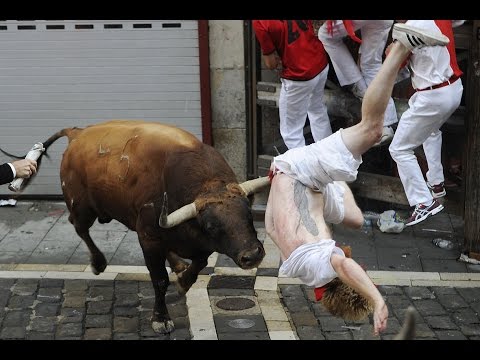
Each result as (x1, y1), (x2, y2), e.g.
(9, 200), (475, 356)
(208, 20), (247, 182)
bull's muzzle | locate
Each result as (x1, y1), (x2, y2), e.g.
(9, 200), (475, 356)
(238, 244), (265, 269)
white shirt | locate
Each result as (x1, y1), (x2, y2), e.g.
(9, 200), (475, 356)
(406, 20), (454, 91)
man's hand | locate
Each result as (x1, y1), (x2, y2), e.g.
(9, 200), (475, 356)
(12, 158), (37, 179)
(373, 301), (388, 335)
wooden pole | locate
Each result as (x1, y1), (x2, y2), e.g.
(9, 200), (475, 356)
(464, 20), (480, 260)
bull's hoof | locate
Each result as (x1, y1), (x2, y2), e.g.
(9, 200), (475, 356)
(152, 319), (175, 334)
(90, 254), (107, 275)
(171, 260), (189, 274)
(175, 271), (191, 297)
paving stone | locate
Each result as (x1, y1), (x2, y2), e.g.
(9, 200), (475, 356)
(208, 276), (255, 289)
(207, 288), (255, 297)
(114, 294), (139, 307)
(295, 325), (325, 340)
(459, 324), (480, 336)
(8, 295), (35, 309)
(413, 299), (447, 316)
(378, 285), (404, 296)
(7, 281), (37, 298)
(87, 301), (112, 315)
(172, 316), (190, 330)
(39, 279), (64, 288)
(84, 327), (112, 340)
(113, 317), (139, 333)
(256, 268), (279, 277)
(404, 287), (436, 300)
(27, 332), (55, 340)
(88, 287), (114, 301)
(3, 310), (31, 327)
(351, 324), (380, 340)
(414, 323), (437, 338)
(114, 281), (139, 294)
(431, 286), (458, 295)
(213, 314), (267, 333)
(113, 306), (139, 317)
(324, 331), (353, 340)
(28, 317), (57, 333)
(279, 284), (304, 298)
(113, 333), (140, 340)
(34, 303), (61, 317)
(290, 312), (319, 327)
(318, 317), (346, 331)
(63, 296), (86, 308)
(217, 332), (269, 340)
(59, 308), (85, 323)
(169, 328), (192, 340)
(434, 330), (468, 340)
(0, 326), (26, 339)
(37, 287), (63, 303)
(282, 296), (311, 313)
(0, 279), (15, 290)
(88, 280), (115, 288)
(56, 323), (83, 338)
(167, 304), (188, 318)
(425, 316), (459, 330)
(452, 309), (480, 325)
(381, 317), (401, 335)
(64, 280), (88, 292)
(85, 314), (112, 328)
(457, 288), (480, 303)
(436, 293), (470, 309)
(198, 266), (214, 275)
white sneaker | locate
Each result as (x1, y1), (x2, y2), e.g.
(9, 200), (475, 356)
(392, 23), (449, 51)
(373, 126), (395, 147)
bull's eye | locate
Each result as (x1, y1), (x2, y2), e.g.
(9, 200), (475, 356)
(204, 220), (220, 236)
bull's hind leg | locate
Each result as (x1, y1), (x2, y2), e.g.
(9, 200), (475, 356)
(167, 252), (189, 274)
(68, 205), (107, 275)
(176, 257), (208, 296)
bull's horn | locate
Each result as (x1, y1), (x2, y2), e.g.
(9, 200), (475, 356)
(239, 176), (270, 196)
(159, 192), (198, 228)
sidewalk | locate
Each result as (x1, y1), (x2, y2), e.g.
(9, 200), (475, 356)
(0, 200), (479, 340)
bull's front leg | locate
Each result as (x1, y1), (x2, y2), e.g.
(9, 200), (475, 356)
(141, 243), (175, 334)
(176, 256), (208, 296)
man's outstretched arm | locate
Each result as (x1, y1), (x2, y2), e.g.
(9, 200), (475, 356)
(331, 253), (388, 335)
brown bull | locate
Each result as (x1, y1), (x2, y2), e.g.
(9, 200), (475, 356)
(33, 120), (269, 334)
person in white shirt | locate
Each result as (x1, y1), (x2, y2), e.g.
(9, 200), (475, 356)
(265, 23), (449, 336)
(388, 20), (463, 226)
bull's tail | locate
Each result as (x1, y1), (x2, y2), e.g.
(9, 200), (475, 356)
(42, 127), (82, 152)
(0, 127), (84, 191)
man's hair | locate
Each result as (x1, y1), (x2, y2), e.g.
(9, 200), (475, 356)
(321, 278), (373, 321)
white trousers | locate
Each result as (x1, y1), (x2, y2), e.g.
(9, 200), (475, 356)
(389, 80), (463, 206)
(318, 20), (398, 126)
(279, 65), (332, 149)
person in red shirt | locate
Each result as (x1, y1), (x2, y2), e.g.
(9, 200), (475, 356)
(253, 20), (332, 150)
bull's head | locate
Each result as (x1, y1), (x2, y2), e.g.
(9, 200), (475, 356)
(158, 176), (270, 269)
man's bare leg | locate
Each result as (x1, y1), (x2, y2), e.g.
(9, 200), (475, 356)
(341, 41), (412, 159)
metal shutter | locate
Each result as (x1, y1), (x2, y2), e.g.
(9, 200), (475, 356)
(0, 20), (201, 196)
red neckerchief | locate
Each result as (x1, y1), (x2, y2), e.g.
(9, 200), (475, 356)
(326, 20), (362, 44)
